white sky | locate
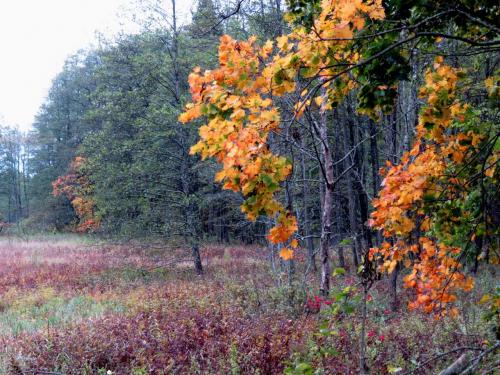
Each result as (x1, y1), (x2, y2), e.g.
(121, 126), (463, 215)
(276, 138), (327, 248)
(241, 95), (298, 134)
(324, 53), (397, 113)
(0, 0), (195, 131)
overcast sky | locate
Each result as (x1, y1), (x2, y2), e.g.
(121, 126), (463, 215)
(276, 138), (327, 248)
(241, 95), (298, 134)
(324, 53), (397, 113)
(0, 0), (194, 131)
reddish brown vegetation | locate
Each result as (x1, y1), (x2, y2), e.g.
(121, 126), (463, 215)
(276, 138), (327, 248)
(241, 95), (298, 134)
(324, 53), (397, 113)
(0, 238), (493, 374)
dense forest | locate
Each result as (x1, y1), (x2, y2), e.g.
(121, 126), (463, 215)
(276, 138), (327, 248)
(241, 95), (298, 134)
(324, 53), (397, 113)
(0, 0), (498, 373)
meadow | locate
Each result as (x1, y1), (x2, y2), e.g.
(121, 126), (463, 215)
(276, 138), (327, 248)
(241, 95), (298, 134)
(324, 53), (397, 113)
(0, 235), (496, 374)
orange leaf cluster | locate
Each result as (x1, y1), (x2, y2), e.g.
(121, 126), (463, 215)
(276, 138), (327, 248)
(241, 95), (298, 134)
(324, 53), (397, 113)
(369, 59), (482, 316)
(263, 0), (384, 117)
(52, 157), (99, 232)
(179, 36), (296, 256)
(180, 1), (387, 260)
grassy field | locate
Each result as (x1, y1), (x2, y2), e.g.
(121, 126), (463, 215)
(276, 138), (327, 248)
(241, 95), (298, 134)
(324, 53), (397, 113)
(0, 235), (496, 374)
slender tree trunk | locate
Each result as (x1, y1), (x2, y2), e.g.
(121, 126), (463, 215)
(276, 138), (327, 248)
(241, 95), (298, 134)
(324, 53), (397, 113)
(22, 150), (29, 218)
(191, 243), (203, 275)
(390, 263), (400, 311)
(359, 286), (370, 375)
(317, 105), (334, 296)
(171, 0), (181, 103)
(346, 113), (372, 250)
(338, 245), (346, 269)
(341, 113), (361, 267)
(369, 119), (382, 246)
(300, 140), (316, 271)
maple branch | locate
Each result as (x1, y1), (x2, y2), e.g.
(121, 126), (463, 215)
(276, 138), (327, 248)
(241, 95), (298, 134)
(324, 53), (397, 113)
(311, 7), (500, 43)
(210, 0), (246, 30)
(414, 32), (500, 47)
(311, 9), (455, 42)
(453, 8), (500, 34)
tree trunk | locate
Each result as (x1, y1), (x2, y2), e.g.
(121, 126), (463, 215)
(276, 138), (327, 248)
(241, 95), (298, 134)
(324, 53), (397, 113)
(338, 246), (346, 269)
(300, 139), (316, 271)
(191, 244), (203, 275)
(346, 111), (372, 250)
(341, 112), (361, 267)
(390, 263), (400, 311)
(359, 286), (370, 375)
(368, 119), (381, 246)
(317, 104), (334, 296)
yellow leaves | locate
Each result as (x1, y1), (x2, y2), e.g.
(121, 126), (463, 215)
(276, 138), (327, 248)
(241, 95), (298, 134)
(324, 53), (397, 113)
(260, 40), (274, 59)
(179, 34), (299, 249)
(395, 216), (415, 236)
(243, 157), (262, 179)
(462, 277), (474, 292)
(364, 0), (385, 20)
(421, 217), (431, 232)
(273, 79), (296, 96)
(276, 35), (289, 51)
(260, 109), (280, 125)
(226, 95), (242, 109)
(484, 74), (500, 97)
(230, 108), (246, 121)
(280, 247), (294, 260)
(433, 55), (444, 69)
(338, 1), (357, 19)
(375, 235), (476, 315)
(384, 259), (398, 273)
(352, 16), (365, 30)
(479, 294), (491, 305)
(189, 141), (205, 156)
(179, 104), (201, 124)
(333, 23), (354, 39)
(451, 150), (464, 163)
(485, 165), (495, 178)
(293, 99), (313, 118)
(268, 226), (288, 244)
(261, 98), (272, 108)
(403, 271), (417, 288)
(214, 169), (226, 182)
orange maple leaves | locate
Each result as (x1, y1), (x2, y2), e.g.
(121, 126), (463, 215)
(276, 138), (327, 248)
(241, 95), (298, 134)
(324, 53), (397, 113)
(179, 35), (297, 256)
(369, 58), (484, 316)
(264, 0), (384, 118)
(180, 0), (388, 260)
(53, 156), (99, 233)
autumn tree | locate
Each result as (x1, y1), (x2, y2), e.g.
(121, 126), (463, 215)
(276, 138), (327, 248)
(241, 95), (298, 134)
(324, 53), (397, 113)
(52, 156), (99, 232)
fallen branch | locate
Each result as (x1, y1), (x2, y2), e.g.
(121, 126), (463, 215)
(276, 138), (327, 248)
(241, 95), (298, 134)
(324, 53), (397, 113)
(438, 353), (471, 375)
(460, 341), (500, 375)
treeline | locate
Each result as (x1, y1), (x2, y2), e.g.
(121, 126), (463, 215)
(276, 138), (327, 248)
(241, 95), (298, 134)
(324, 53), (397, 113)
(0, 0), (498, 280)
(1, 0), (283, 242)
(0, 127), (30, 223)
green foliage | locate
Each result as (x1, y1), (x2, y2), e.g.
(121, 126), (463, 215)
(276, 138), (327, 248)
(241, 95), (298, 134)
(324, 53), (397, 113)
(286, 0), (322, 30)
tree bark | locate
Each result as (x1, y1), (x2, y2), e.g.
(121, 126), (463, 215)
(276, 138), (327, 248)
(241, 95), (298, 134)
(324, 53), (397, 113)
(317, 105), (334, 296)
(390, 263), (400, 311)
(300, 138), (317, 271)
(359, 286), (370, 375)
(341, 112), (361, 267)
(191, 244), (203, 275)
